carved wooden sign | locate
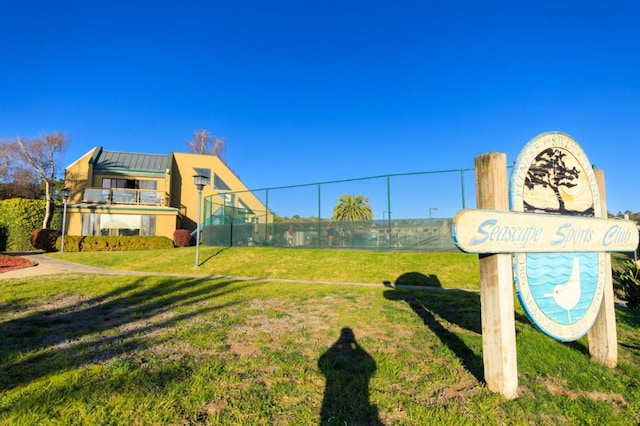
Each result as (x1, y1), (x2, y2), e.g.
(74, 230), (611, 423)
(453, 209), (638, 253)
(452, 132), (638, 342)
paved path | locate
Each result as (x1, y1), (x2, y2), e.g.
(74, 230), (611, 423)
(0, 253), (155, 280)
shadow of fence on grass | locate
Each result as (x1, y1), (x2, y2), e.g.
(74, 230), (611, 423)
(0, 275), (249, 391)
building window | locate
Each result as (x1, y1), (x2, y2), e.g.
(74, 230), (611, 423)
(238, 198), (254, 214)
(141, 215), (156, 236)
(214, 173), (230, 190)
(82, 213), (99, 236)
(81, 213), (157, 236)
(102, 178), (157, 189)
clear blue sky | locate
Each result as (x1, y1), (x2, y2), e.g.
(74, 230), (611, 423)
(1, 1), (638, 219)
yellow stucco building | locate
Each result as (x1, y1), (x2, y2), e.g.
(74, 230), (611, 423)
(63, 147), (268, 240)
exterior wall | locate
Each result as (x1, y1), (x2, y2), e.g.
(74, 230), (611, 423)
(171, 152), (269, 227)
(155, 213), (178, 239)
(64, 147), (97, 204)
(170, 153), (219, 231)
(63, 206), (83, 236)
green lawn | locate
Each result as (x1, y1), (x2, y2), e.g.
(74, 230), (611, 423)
(49, 246), (481, 289)
(0, 248), (638, 425)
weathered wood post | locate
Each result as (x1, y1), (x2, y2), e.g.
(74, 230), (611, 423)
(588, 170), (617, 367)
(475, 152), (518, 399)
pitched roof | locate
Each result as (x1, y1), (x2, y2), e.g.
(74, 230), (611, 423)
(92, 148), (169, 173)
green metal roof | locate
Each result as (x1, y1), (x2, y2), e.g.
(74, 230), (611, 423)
(92, 148), (169, 173)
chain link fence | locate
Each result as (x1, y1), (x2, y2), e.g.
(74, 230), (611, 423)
(202, 168), (474, 251)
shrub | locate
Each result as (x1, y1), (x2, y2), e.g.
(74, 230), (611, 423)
(614, 260), (640, 309)
(173, 229), (191, 247)
(0, 198), (61, 251)
(56, 235), (174, 252)
(30, 228), (60, 252)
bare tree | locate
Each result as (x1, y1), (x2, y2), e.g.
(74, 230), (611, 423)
(8, 133), (69, 228)
(0, 140), (41, 199)
(187, 129), (227, 163)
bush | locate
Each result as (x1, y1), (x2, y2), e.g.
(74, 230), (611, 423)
(57, 236), (174, 252)
(173, 229), (192, 247)
(0, 198), (61, 251)
(30, 228), (60, 252)
(614, 260), (640, 309)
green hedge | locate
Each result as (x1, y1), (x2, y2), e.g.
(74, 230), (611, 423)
(0, 198), (60, 251)
(57, 235), (174, 252)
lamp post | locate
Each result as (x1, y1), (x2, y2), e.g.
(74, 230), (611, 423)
(429, 207), (438, 223)
(61, 188), (70, 252)
(193, 174), (208, 267)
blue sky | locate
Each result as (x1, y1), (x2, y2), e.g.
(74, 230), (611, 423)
(1, 1), (638, 219)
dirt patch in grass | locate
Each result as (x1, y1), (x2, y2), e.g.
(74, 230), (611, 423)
(542, 376), (627, 407)
(0, 254), (37, 273)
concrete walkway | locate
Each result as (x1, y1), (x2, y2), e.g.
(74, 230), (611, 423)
(0, 253), (155, 280)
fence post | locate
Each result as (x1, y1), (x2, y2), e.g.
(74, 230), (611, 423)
(317, 183), (322, 247)
(386, 176), (392, 237)
(264, 189), (269, 242)
(460, 169), (466, 209)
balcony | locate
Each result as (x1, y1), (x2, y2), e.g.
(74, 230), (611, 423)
(82, 188), (168, 206)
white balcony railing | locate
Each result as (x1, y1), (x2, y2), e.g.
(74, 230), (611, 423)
(82, 188), (167, 206)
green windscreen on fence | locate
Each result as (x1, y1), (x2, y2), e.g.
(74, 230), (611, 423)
(201, 217), (456, 251)
(200, 168), (473, 251)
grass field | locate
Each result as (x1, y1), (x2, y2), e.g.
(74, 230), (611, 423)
(48, 246), (481, 289)
(1, 247), (639, 425)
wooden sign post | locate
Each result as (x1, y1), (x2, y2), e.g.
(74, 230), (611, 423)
(588, 170), (618, 368)
(453, 132), (639, 399)
(476, 153), (518, 399)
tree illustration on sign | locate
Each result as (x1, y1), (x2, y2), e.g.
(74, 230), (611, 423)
(524, 148), (580, 214)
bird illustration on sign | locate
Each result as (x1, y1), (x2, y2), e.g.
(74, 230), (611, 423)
(544, 256), (582, 322)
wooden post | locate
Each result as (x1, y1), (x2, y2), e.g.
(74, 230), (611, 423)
(588, 169), (618, 367)
(475, 153), (518, 399)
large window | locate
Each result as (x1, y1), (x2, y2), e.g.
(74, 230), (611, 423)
(102, 178), (157, 190)
(82, 213), (99, 236)
(82, 213), (157, 236)
(100, 178), (159, 204)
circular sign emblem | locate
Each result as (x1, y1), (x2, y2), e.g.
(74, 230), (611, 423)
(510, 132), (605, 342)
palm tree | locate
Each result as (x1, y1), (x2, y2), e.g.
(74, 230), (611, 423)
(332, 194), (373, 222)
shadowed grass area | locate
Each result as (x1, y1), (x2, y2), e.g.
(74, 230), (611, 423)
(0, 249), (638, 424)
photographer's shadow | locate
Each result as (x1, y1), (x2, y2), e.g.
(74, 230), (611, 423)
(318, 327), (383, 425)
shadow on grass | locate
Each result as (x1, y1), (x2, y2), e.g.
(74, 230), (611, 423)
(318, 327), (382, 426)
(198, 246), (230, 267)
(393, 271), (442, 287)
(0, 275), (249, 391)
(384, 272), (484, 382)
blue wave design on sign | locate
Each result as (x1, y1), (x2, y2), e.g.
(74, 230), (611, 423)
(525, 252), (597, 325)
